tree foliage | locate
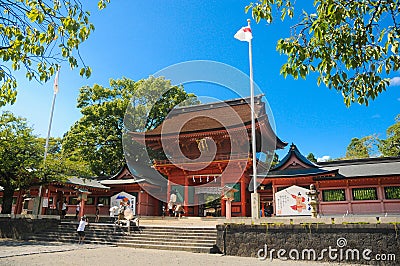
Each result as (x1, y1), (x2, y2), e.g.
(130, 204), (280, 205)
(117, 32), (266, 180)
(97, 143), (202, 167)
(345, 136), (377, 159)
(62, 76), (197, 176)
(246, 0), (400, 106)
(379, 114), (400, 156)
(0, 0), (110, 107)
(37, 137), (93, 178)
(306, 152), (317, 163)
(0, 111), (42, 213)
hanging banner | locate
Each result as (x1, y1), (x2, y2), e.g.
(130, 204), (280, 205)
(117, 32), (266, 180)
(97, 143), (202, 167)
(275, 185), (312, 216)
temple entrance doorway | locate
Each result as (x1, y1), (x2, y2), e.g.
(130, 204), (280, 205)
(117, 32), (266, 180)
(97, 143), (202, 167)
(197, 193), (221, 217)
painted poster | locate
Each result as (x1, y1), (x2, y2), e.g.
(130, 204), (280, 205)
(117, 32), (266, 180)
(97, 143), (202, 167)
(275, 185), (312, 216)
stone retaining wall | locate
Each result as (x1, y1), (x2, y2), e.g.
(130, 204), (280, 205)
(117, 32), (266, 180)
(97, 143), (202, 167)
(216, 223), (400, 265)
(0, 217), (59, 239)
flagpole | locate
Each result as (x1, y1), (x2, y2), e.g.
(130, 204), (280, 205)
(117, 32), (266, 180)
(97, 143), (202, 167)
(37, 66), (60, 217)
(247, 19), (259, 219)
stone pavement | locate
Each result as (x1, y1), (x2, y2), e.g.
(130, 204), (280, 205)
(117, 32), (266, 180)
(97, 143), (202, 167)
(0, 239), (110, 259)
(0, 239), (353, 266)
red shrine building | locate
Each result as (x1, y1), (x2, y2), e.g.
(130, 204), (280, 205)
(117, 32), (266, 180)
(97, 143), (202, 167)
(129, 95), (286, 217)
(1, 96), (399, 217)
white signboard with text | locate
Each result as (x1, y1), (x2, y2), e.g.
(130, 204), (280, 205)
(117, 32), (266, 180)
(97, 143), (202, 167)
(275, 185), (312, 216)
(110, 191), (136, 216)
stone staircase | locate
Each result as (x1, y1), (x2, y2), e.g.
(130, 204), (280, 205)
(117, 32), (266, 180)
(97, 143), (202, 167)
(25, 222), (219, 253)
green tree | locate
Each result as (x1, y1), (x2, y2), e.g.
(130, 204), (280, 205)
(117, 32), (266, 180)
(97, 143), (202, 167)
(62, 76), (197, 176)
(271, 152), (279, 167)
(246, 1), (400, 106)
(379, 114), (400, 156)
(0, 0), (110, 107)
(37, 137), (93, 178)
(345, 136), (377, 159)
(306, 152), (317, 163)
(0, 111), (42, 214)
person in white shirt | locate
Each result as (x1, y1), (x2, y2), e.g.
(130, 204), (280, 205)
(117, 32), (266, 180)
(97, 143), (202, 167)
(77, 216), (88, 244)
(75, 202), (80, 219)
(61, 200), (67, 219)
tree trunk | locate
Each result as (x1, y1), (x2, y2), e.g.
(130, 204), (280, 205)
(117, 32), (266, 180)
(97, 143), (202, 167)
(1, 186), (15, 214)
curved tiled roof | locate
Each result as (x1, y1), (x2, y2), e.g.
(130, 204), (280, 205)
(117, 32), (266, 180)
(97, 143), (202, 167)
(272, 143), (318, 171)
(129, 95), (287, 149)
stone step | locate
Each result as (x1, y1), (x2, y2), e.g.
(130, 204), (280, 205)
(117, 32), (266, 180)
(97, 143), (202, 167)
(26, 223), (218, 254)
(58, 224), (217, 231)
(33, 232), (217, 243)
(116, 242), (215, 253)
(117, 238), (216, 246)
(48, 228), (217, 236)
(43, 228), (217, 238)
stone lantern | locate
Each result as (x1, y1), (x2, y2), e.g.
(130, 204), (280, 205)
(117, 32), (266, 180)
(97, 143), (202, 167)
(306, 184), (319, 218)
(77, 189), (91, 218)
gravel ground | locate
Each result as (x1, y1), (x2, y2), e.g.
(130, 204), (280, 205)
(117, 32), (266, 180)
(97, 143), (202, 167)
(0, 240), (356, 266)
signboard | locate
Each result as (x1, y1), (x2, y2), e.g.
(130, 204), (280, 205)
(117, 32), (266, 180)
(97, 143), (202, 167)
(42, 197), (49, 208)
(110, 191), (136, 216)
(194, 186), (222, 195)
(275, 185), (312, 216)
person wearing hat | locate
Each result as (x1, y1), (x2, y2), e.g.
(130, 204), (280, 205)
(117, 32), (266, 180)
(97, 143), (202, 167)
(77, 216), (89, 244)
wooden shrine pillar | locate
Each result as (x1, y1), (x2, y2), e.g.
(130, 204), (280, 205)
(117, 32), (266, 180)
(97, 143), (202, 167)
(261, 201), (265, 217)
(221, 179), (226, 217)
(272, 182), (277, 216)
(240, 177), (246, 217)
(184, 177), (189, 214)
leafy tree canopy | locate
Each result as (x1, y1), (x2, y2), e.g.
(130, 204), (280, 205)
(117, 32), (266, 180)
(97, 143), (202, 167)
(345, 136), (377, 159)
(246, 0), (400, 106)
(306, 152), (317, 163)
(0, 0), (110, 107)
(0, 111), (42, 213)
(379, 114), (400, 156)
(0, 113), (92, 213)
(37, 137), (93, 179)
(62, 76), (197, 176)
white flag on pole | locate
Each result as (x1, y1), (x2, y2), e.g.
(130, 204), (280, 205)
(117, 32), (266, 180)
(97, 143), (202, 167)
(234, 26), (252, 42)
(53, 67), (60, 94)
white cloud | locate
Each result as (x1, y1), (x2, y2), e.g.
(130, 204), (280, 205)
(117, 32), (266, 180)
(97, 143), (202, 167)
(317, 155), (331, 162)
(389, 77), (400, 86)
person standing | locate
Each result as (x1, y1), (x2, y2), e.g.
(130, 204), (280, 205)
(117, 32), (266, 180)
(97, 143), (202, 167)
(168, 190), (177, 216)
(95, 204), (100, 223)
(77, 216), (89, 244)
(167, 201), (174, 217)
(75, 202), (80, 219)
(61, 200), (67, 219)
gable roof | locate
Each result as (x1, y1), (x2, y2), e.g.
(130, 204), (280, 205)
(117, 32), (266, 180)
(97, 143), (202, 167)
(51, 177), (110, 191)
(272, 143), (318, 171)
(103, 164), (166, 187)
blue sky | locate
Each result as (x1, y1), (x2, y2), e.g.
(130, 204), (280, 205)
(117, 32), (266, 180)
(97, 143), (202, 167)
(3, 1), (400, 161)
